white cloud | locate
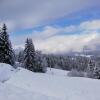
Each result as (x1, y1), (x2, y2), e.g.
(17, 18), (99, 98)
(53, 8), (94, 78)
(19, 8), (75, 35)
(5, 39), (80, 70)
(80, 20), (100, 30)
(63, 20), (100, 33)
(0, 0), (100, 53)
(32, 26), (62, 39)
(34, 33), (98, 53)
(12, 20), (100, 53)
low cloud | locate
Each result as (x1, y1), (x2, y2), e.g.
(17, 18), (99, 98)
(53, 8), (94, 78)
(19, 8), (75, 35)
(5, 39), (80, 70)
(34, 32), (98, 53)
(12, 20), (100, 53)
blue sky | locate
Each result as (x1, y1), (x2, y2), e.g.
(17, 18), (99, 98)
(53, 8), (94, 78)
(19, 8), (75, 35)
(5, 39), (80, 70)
(0, 0), (100, 53)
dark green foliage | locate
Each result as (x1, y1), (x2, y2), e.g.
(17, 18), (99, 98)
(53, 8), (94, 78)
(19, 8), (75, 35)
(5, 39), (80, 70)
(23, 38), (47, 73)
(93, 67), (100, 79)
(34, 51), (47, 73)
(45, 55), (73, 70)
(93, 62), (100, 79)
(0, 24), (15, 66)
(23, 38), (36, 71)
(18, 50), (24, 63)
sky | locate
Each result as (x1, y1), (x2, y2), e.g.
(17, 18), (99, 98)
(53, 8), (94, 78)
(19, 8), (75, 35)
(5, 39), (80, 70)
(0, 0), (100, 53)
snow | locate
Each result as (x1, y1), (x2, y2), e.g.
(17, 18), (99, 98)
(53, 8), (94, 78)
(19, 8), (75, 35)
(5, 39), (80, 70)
(0, 83), (58, 100)
(0, 63), (100, 100)
(7, 67), (100, 100)
(0, 63), (17, 82)
(47, 68), (68, 76)
(75, 54), (93, 58)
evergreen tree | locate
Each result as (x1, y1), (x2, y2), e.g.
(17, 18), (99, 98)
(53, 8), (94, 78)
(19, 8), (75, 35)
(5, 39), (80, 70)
(34, 51), (47, 73)
(18, 50), (24, 63)
(23, 38), (36, 71)
(93, 62), (100, 79)
(0, 24), (15, 66)
(87, 60), (95, 78)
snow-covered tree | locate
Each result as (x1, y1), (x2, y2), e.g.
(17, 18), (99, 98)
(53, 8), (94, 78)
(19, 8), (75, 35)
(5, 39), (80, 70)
(93, 62), (100, 79)
(23, 38), (36, 71)
(23, 39), (47, 73)
(0, 24), (15, 66)
(18, 50), (24, 63)
(34, 51), (47, 73)
(86, 60), (95, 78)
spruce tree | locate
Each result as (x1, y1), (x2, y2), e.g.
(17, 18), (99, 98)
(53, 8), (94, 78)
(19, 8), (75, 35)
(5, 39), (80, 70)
(0, 24), (15, 66)
(93, 63), (100, 79)
(23, 38), (36, 71)
(87, 60), (95, 78)
(18, 50), (24, 63)
(34, 51), (47, 73)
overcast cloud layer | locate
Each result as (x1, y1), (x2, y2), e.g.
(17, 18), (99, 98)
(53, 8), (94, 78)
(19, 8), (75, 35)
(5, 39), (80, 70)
(0, 0), (100, 53)
(0, 0), (100, 31)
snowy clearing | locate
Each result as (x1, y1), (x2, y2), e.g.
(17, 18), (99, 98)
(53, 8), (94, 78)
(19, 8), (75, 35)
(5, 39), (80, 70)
(7, 67), (100, 100)
(0, 63), (100, 100)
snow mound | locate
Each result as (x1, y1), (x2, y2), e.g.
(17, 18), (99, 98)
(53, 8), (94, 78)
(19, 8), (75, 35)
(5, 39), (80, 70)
(0, 63), (17, 82)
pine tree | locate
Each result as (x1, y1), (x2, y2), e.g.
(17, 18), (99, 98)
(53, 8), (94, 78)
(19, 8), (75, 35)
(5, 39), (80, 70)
(34, 51), (47, 73)
(87, 59), (95, 78)
(0, 24), (15, 66)
(18, 50), (24, 63)
(23, 38), (36, 71)
(93, 62), (100, 79)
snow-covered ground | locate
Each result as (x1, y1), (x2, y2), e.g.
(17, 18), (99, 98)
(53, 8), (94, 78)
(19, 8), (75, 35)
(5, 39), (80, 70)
(0, 63), (17, 82)
(0, 63), (100, 100)
(47, 68), (69, 76)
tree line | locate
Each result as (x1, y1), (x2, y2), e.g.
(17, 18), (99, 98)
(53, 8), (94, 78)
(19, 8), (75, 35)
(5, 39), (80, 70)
(17, 50), (100, 79)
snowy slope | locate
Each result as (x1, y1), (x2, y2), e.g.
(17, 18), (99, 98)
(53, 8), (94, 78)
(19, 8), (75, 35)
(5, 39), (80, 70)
(0, 83), (58, 100)
(0, 63), (17, 82)
(47, 68), (68, 76)
(0, 63), (100, 100)
(7, 67), (100, 100)
(0, 63), (59, 100)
